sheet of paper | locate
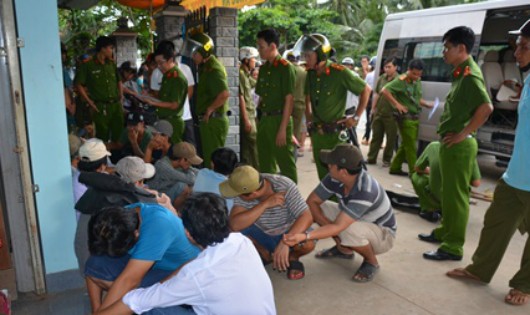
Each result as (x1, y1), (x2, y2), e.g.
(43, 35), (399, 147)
(428, 97), (440, 121)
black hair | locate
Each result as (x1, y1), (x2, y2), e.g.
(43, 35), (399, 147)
(384, 57), (398, 66)
(181, 193), (230, 248)
(154, 40), (176, 61)
(119, 61), (137, 80)
(360, 55), (370, 62)
(443, 26), (475, 54)
(95, 36), (115, 52)
(88, 207), (139, 256)
(211, 147), (238, 176)
(78, 156), (108, 172)
(257, 29), (280, 47)
(408, 58), (424, 71)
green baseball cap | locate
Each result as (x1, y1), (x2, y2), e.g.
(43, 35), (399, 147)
(219, 165), (261, 198)
(320, 144), (364, 171)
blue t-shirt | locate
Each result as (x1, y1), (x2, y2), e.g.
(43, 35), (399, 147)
(126, 203), (200, 270)
(193, 169), (234, 212)
(503, 76), (530, 191)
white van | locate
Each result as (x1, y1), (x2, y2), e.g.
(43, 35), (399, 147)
(375, 0), (529, 166)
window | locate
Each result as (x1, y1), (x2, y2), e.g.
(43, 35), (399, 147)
(404, 41), (452, 83)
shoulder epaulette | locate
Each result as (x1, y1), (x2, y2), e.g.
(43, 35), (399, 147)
(463, 66), (472, 77)
(399, 74), (408, 81)
(331, 63), (345, 71)
(279, 58), (289, 66)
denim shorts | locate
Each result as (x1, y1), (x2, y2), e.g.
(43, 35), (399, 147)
(84, 255), (172, 287)
(242, 224), (286, 253)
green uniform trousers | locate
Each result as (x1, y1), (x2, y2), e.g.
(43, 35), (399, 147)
(240, 116), (259, 169)
(390, 119), (419, 173)
(434, 137), (477, 256)
(199, 116), (228, 168)
(311, 131), (345, 180)
(367, 114), (398, 164)
(257, 116), (297, 183)
(93, 101), (123, 142)
(411, 172), (440, 212)
(465, 179), (530, 293)
(162, 115), (184, 144)
(292, 104), (305, 141)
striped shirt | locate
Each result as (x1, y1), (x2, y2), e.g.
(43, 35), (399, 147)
(314, 171), (397, 233)
(233, 174), (308, 235)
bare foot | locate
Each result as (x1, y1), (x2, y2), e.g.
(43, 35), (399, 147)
(446, 268), (482, 282)
(505, 289), (530, 306)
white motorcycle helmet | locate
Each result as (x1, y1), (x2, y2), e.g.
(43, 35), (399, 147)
(239, 46), (259, 61)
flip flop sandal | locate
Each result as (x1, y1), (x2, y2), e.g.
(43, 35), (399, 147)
(505, 289), (530, 306)
(315, 245), (354, 259)
(287, 260), (305, 280)
(352, 261), (379, 283)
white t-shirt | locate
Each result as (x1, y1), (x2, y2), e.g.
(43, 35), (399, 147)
(179, 62), (195, 121)
(150, 64), (195, 121)
(346, 71), (360, 110)
(122, 233), (276, 315)
(365, 71), (376, 90)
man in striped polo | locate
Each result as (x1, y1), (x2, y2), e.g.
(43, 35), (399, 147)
(284, 144), (396, 282)
(220, 165), (315, 281)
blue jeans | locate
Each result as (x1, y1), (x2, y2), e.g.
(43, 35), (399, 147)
(242, 224), (284, 253)
(85, 255), (172, 287)
(144, 305), (196, 315)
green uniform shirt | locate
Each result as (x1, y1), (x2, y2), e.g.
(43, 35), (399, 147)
(119, 127), (153, 152)
(416, 141), (481, 199)
(438, 56), (491, 136)
(157, 66), (188, 118)
(196, 55), (229, 115)
(239, 68), (257, 117)
(293, 64), (307, 110)
(256, 55), (296, 112)
(384, 74), (423, 115)
(305, 60), (366, 123)
(74, 57), (120, 102)
(375, 73), (399, 116)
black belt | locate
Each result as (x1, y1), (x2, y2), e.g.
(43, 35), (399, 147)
(308, 121), (345, 135)
(198, 112), (226, 120)
(261, 110), (283, 117)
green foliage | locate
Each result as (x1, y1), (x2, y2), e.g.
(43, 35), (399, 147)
(58, 0), (152, 64)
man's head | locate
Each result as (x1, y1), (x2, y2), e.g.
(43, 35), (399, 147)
(256, 29), (280, 61)
(77, 138), (111, 172)
(406, 59), (424, 82)
(119, 61), (136, 81)
(154, 40), (176, 72)
(510, 18), (530, 72)
(219, 165), (264, 199)
(442, 26), (475, 66)
(360, 55), (370, 68)
(126, 112), (146, 133)
(115, 156), (155, 184)
(169, 142), (203, 169)
(181, 193), (230, 248)
(239, 46), (259, 70)
(88, 206), (139, 256)
(182, 32), (214, 65)
(95, 36), (114, 59)
(211, 147), (238, 176)
(293, 33), (332, 68)
(320, 144), (364, 180)
(152, 120), (173, 139)
(383, 57), (398, 76)
(341, 57), (355, 70)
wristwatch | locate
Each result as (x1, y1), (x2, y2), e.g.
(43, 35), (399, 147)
(352, 115), (360, 122)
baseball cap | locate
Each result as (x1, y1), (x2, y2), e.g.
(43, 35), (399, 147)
(509, 18), (530, 37)
(320, 144), (364, 171)
(115, 156), (155, 183)
(78, 138), (111, 162)
(219, 165), (261, 198)
(126, 112), (145, 125)
(151, 120), (174, 138)
(170, 142), (203, 165)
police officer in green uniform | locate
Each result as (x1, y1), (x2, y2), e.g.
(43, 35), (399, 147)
(183, 32), (230, 168)
(382, 59), (433, 176)
(255, 29), (298, 182)
(367, 57), (399, 166)
(238, 46), (260, 169)
(420, 26), (493, 261)
(294, 33), (371, 180)
(75, 36), (123, 142)
(142, 41), (188, 144)
(412, 141), (481, 222)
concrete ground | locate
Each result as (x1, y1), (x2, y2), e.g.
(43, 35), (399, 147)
(11, 130), (529, 314)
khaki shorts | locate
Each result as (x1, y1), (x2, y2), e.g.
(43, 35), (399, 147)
(321, 201), (395, 255)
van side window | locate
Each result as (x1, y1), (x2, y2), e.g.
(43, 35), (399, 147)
(404, 41), (452, 83)
(381, 40), (401, 73)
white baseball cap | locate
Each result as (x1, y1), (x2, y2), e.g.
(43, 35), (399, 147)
(115, 156), (155, 183)
(78, 138), (111, 162)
